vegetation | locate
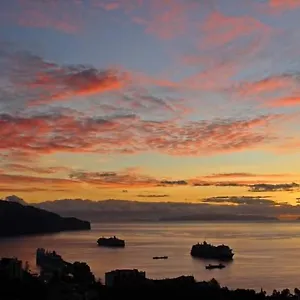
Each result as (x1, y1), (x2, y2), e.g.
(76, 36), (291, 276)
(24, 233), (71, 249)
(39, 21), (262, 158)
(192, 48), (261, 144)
(1, 261), (300, 300)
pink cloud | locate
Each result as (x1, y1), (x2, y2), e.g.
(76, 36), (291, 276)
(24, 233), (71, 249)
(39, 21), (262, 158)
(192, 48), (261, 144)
(1, 49), (188, 121)
(132, 0), (197, 39)
(269, 96), (300, 107)
(268, 0), (300, 10)
(238, 76), (296, 97)
(27, 67), (129, 105)
(97, 0), (200, 40)
(1, 0), (282, 44)
(200, 11), (270, 49)
(1, 0), (198, 39)
(95, 1), (121, 11)
(233, 74), (300, 107)
(0, 112), (285, 159)
(178, 12), (272, 93)
(17, 9), (79, 34)
(1, 0), (83, 34)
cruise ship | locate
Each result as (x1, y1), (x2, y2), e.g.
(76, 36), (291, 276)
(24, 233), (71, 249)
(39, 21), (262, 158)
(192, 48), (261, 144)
(97, 236), (125, 248)
(190, 241), (234, 261)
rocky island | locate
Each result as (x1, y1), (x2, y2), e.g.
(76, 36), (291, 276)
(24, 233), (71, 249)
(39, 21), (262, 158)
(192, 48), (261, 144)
(0, 200), (91, 237)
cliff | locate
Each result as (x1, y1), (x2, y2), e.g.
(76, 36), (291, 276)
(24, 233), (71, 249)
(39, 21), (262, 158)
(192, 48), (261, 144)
(0, 200), (91, 237)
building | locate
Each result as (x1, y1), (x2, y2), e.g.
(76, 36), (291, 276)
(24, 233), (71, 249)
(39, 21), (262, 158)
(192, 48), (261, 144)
(105, 269), (146, 287)
(0, 257), (23, 280)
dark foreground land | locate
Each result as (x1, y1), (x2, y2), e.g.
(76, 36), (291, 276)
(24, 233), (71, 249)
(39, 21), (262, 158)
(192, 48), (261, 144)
(1, 263), (300, 300)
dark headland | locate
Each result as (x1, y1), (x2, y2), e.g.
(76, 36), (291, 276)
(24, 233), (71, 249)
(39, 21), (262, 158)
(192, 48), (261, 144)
(0, 200), (91, 237)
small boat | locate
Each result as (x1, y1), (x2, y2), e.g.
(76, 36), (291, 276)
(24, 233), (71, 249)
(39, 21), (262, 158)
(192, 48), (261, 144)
(97, 236), (125, 248)
(205, 263), (225, 270)
(153, 256), (168, 260)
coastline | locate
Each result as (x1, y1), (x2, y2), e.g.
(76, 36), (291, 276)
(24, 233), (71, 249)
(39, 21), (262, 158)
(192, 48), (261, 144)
(1, 254), (300, 299)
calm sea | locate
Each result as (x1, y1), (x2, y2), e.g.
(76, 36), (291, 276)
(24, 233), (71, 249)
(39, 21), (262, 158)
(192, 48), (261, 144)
(0, 222), (300, 291)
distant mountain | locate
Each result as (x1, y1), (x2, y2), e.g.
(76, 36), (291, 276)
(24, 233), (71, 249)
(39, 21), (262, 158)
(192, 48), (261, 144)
(3, 195), (27, 205)
(33, 198), (281, 222)
(159, 214), (279, 222)
(0, 200), (91, 237)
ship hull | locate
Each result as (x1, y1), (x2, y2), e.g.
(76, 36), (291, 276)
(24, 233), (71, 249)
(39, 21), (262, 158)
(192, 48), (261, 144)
(191, 251), (234, 261)
(206, 265), (225, 270)
(97, 238), (125, 248)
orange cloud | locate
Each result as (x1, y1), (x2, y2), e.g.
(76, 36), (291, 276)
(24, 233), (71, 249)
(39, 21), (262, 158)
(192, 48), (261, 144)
(0, 172), (78, 195)
(0, 187), (69, 193)
(270, 96), (300, 107)
(0, 168), (162, 192)
(274, 136), (300, 154)
(0, 173), (73, 185)
(2, 164), (70, 175)
(192, 173), (300, 188)
(69, 169), (159, 188)
(1, 163), (299, 194)
(202, 173), (293, 180)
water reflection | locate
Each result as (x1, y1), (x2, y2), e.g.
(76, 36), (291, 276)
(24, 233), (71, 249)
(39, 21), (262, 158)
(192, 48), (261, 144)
(1, 221), (300, 291)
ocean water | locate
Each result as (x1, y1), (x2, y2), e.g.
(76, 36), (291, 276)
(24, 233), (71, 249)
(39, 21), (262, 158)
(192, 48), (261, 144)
(1, 222), (300, 291)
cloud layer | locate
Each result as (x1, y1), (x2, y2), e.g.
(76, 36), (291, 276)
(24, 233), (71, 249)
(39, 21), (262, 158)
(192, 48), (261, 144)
(1, 0), (300, 202)
(0, 111), (286, 158)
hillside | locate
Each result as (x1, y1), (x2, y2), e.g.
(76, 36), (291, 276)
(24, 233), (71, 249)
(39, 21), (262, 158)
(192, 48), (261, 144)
(0, 200), (91, 237)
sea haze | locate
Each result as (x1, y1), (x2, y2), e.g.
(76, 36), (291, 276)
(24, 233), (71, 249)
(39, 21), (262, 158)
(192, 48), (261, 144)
(32, 198), (290, 222)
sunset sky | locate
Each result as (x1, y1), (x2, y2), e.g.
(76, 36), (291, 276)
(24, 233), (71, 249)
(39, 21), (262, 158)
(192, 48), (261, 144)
(1, 0), (300, 204)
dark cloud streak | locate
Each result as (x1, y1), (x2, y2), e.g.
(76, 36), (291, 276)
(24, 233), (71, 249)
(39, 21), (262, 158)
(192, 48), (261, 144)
(249, 182), (299, 192)
(202, 196), (277, 205)
(137, 194), (169, 198)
